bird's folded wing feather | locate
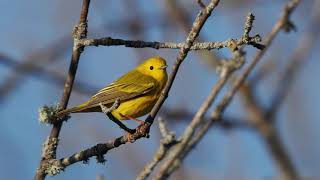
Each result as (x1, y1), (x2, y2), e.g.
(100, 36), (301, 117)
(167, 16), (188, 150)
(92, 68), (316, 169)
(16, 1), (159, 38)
(85, 70), (157, 108)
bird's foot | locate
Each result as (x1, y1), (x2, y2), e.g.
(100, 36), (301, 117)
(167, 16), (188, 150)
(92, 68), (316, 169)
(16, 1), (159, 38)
(100, 99), (135, 134)
(126, 122), (150, 142)
(99, 98), (120, 114)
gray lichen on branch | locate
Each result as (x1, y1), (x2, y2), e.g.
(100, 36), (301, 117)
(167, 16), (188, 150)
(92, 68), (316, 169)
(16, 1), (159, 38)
(36, 137), (64, 176)
(38, 105), (70, 124)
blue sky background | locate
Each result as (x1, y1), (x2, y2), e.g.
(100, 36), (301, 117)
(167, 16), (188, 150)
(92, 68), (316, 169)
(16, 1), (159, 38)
(0, 0), (319, 179)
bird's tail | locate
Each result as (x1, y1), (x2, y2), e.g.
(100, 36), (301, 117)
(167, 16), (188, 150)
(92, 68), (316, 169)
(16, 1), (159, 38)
(56, 103), (89, 118)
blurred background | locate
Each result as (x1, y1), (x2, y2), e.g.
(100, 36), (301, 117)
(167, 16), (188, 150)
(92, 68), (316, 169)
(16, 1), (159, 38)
(0, 0), (319, 179)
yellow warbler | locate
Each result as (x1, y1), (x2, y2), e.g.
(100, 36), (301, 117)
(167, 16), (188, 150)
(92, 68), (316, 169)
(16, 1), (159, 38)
(57, 56), (168, 120)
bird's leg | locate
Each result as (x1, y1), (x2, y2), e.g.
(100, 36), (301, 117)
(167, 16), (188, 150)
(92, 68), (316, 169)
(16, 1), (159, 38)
(119, 113), (149, 141)
(120, 113), (144, 125)
(99, 99), (136, 134)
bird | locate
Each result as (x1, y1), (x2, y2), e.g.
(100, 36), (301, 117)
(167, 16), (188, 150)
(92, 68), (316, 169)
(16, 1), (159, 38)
(56, 56), (168, 122)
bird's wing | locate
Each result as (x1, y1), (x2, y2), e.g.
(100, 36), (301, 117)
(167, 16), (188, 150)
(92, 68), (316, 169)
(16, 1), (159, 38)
(85, 70), (157, 108)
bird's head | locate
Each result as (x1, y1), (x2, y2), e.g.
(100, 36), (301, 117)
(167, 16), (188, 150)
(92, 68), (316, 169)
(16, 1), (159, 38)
(136, 56), (168, 84)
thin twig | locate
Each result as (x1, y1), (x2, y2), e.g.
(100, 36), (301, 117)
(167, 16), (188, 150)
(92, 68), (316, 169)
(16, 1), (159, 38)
(196, 0), (206, 9)
(34, 0), (91, 179)
(136, 118), (178, 180)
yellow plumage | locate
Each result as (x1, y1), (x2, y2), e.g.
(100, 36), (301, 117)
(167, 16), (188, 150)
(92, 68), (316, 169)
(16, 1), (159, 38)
(57, 56), (168, 120)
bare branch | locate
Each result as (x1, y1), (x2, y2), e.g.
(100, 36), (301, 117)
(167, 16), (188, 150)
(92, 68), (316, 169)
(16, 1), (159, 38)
(196, 0), (206, 9)
(136, 118), (178, 180)
(35, 0), (91, 179)
(163, 0), (222, 67)
(161, 107), (253, 130)
(79, 36), (263, 50)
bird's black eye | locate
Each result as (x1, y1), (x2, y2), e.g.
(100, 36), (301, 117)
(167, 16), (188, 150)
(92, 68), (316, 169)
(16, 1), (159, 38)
(150, 66), (154, 70)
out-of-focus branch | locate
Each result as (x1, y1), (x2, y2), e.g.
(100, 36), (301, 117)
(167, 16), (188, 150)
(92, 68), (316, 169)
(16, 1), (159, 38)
(163, 0), (222, 68)
(154, 52), (243, 180)
(0, 54), (96, 95)
(35, 0), (91, 179)
(266, 1), (320, 120)
(154, 12), (256, 180)
(0, 36), (71, 103)
(241, 5), (320, 179)
(196, 0), (206, 9)
(79, 36), (264, 50)
(161, 107), (253, 130)
(136, 118), (178, 180)
(161, 1), (301, 179)
(249, 59), (275, 86)
(239, 84), (297, 180)
(122, 0), (148, 63)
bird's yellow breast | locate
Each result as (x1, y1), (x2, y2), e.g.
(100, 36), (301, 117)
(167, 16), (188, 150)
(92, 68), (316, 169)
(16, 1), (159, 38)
(111, 94), (158, 120)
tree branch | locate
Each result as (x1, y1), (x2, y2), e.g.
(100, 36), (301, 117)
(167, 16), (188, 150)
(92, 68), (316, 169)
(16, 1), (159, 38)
(136, 118), (178, 180)
(78, 36), (264, 50)
(35, 0), (91, 179)
(0, 53), (96, 96)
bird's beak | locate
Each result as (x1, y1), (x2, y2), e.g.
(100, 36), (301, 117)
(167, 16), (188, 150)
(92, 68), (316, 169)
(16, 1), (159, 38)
(159, 65), (168, 70)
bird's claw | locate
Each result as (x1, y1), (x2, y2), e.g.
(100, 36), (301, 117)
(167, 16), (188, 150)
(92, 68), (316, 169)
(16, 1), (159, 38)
(99, 98), (120, 114)
(126, 122), (150, 143)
